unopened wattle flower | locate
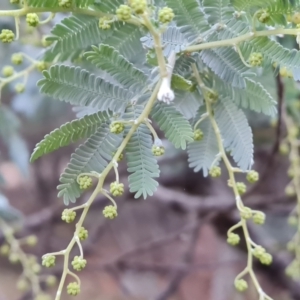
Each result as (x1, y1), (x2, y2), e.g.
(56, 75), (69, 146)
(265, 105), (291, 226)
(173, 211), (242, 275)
(157, 77), (174, 104)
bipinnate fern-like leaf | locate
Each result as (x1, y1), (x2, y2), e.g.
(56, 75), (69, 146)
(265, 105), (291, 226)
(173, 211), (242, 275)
(164, 0), (210, 42)
(84, 45), (148, 91)
(214, 77), (277, 116)
(92, 0), (124, 13)
(215, 97), (253, 171)
(188, 118), (219, 176)
(151, 102), (194, 150)
(58, 124), (122, 205)
(124, 105), (160, 199)
(28, 0), (93, 8)
(203, 0), (235, 25)
(45, 15), (145, 63)
(200, 46), (254, 88)
(38, 65), (134, 113)
(30, 111), (110, 162)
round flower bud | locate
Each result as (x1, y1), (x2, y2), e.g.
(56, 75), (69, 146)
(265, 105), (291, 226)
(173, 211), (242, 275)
(288, 167), (295, 178)
(46, 275), (57, 287)
(78, 226), (88, 241)
(110, 181), (124, 197)
(110, 122), (125, 134)
(259, 252), (273, 265)
(103, 205), (118, 219)
(279, 66), (291, 78)
(209, 166), (221, 178)
(9, 253), (19, 264)
(116, 5), (132, 21)
(288, 215), (298, 227)
(193, 128), (204, 141)
(17, 278), (29, 291)
(227, 232), (240, 246)
(252, 245), (266, 259)
(78, 175), (92, 190)
(26, 13), (40, 27)
(257, 10), (270, 23)
(0, 244), (10, 256)
(285, 185), (296, 197)
(11, 53), (23, 65)
(26, 235), (38, 247)
(152, 145), (165, 156)
(67, 282), (80, 296)
(246, 170), (259, 183)
(2, 66), (14, 77)
(279, 143), (289, 155)
(62, 209), (76, 223)
(99, 17), (112, 30)
(32, 263), (41, 273)
(252, 211), (265, 225)
(42, 255), (56, 268)
(234, 279), (248, 292)
(72, 256), (87, 271)
(249, 52), (263, 67)
(240, 207), (252, 220)
(36, 61), (48, 72)
(0, 29), (15, 43)
(58, 0), (72, 8)
(285, 260), (300, 279)
(129, 0), (147, 14)
(15, 83), (25, 94)
(292, 12), (300, 24)
(158, 7), (175, 24)
(287, 241), (296, 252)
(236, 182), (247, 195)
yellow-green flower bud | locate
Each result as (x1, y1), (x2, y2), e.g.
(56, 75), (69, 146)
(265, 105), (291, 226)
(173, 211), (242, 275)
(2, 66), (14, 77)
(257, 9), (270, 23)
(61, 209), (76, 223)
(259, 253), (272, 265)
(0, 244), (10, 256)
(234, 279), (248, 292)
(110, 122), (125, 134)
(288, 215), (298, 227)
(103, 205), (118, 219)
(129, 0), (147, 14)
(227, 232), (240, 246)
(78, 226), (88, 241)
(116, 5), (132, 21)
(252, 245), (266, 259)
(99, 17), (112, 30)
(78, 175), (92, 190)
(72, 256), (87, 271)
(246, 170), (259, 183)
(9, 253), (19, 264)
(236, 182), (247, 195)
(206, 90), (218, 103)
(26, 235), (38, 247)
(152, 145), (165, 156)
(32, 263), (41, 274)
(15, 83), (25, 93)
(0, 29), (15, 43)
(285, 185), (296, 197)
(26, 13), (40, 27)
(11, 53), (23, 65)
(36, 61), (48, 72)
(279, 142), (289, 155)
(158, 7), (174, 23)
(209, 166), (221, 178)
(292, 12), (300, 24)
(249, 52), (263, 67)
(252, 211), (265, 225)
(46, 275), (57, 287)
(42, 255), (56, 268)
(240, 207), (252, 219)
(17, 278), (29, 292)
(193, 128), (204, 141)
(287, 241), (296, 252)
(110, 181), (124, 197)
(67, 282), (80, 296)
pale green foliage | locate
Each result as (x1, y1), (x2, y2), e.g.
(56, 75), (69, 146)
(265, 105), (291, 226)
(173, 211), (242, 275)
(84, 45), (148, 92)
(30, 112), (110, 162)
(124, 105), (160, 199)
(58, 124), (122, 204)
(215, 98), (253, 171)
(151, 102), (194, 150)
(38, 65), (133, 113)
(28, 0), (93, 8)
(203, 0), (234, 25)
(188, 118), (219, 176)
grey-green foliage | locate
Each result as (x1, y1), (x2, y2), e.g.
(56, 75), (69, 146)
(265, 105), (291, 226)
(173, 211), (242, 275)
(58, 124), (122, 204)
(31, 0), (290, 203)
(124, 105), (160, 199)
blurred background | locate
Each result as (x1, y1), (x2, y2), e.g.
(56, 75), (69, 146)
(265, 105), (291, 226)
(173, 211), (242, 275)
(1, 3), (300, 300)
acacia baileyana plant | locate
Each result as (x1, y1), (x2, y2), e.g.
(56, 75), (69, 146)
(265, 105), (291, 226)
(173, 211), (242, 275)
(2, 0), (300, 299)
